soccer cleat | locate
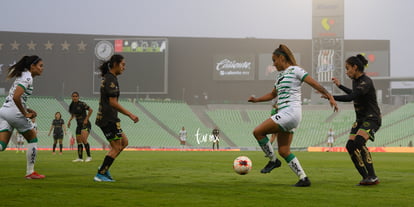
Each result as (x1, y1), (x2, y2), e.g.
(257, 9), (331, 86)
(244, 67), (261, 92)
(98, 166), (113, 180)
(85, 157), (92, 162)
(260, 159), (282, 173)
(25, 171), (46, 179)
(104, 170), (113, 180)
(359, 176), (380, 185)
(294, 177), (311, 187)
(72, 158), (84, 162)
(94, 173), (115, 182)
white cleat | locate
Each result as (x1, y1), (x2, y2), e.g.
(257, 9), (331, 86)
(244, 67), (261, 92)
(72, 158), (84, 162)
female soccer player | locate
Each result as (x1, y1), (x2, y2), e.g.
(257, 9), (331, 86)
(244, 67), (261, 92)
(212, 127), (220, 150)
(68, 92), (93, 162)
(179, 126), (187, 149)
(0, 55), (45, 179)
(328, 54), (381, 185)
(248, 44), (338, 187)
(94, 54), (139, 182)
(48, 112), (66, 154)
(326, 128), (335, 152)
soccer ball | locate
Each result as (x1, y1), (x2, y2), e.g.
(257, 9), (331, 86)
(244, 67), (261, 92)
(233, 156), (252, 175)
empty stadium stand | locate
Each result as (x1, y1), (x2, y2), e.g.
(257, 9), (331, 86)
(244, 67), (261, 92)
(0, 96), (412, 149)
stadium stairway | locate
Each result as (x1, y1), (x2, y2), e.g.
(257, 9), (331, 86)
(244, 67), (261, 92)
(134, 101), (186, 146)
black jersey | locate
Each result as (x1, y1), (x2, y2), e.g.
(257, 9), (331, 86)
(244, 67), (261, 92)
(69, 101), (90, 125)
(334, 74), (381, 122)
(96, 72), (120, 127)
(212, 129), (220, 136)
(52, 119), (65, 134)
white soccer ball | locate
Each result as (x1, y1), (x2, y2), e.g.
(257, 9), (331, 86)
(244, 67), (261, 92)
(233, 156), (252, 175)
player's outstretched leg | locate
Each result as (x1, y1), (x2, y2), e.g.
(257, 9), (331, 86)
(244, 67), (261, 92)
(258, 137), (282, 173)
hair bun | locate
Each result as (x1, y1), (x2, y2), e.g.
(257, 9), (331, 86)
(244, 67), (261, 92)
(356, 54), (368, 66)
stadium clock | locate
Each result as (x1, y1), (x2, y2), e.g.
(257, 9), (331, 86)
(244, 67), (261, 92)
(95, 40), (114, 60)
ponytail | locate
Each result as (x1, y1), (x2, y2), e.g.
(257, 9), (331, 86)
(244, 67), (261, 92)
(98, 54), (124, 77)
(273, 44), (297, 66)
(99, 60), (110, 77)
(8, 55), (41, 79)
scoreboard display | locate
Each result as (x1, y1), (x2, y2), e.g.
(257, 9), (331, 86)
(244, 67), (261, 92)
(93, 38), (168, 95)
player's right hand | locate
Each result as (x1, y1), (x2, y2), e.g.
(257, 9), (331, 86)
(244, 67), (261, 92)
(130, 114), (139, 123)
(248, 96), (256, 103)
(25, 113), (36, 119)
(332, 77), (340, 86)
(26, 109), (37, 118)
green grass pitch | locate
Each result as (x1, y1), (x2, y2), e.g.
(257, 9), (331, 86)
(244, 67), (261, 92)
(1, 150), (413, 206)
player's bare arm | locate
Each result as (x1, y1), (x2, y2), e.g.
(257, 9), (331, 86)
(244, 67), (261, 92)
(109, 97), (139, 123)
(248, 88), (277, 103)
(304, 75), (338, 112)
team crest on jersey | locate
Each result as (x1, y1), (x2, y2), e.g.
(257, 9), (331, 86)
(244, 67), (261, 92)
(110, 82), (116, 88)
(363, 121), (370, 127)
(352, 122), (358, 128)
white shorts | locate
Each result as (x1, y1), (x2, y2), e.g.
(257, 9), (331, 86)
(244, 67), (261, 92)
(327, 137), (334, 143)
(16, 134), (25, 142)
(270, 107), (302, 132)
(0, 106), (34, 133)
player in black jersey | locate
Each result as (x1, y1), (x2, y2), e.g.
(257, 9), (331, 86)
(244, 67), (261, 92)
(48, 112), (66, 154)
(68, 92), (93, 162)
(94, 54), (139, 182)
(326, 54), (381, 185)
(212, 127), (220, 150)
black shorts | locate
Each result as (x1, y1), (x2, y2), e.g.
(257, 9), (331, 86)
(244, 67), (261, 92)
(350, 119), (381, 141)
(99, 122), (123, 142)
(53, 133), (64, 140)
(76, 122), (91, 135)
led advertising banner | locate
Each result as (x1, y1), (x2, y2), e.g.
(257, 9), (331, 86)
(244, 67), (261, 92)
(312, 0), (344, 38)
(213, 55), (255, 80)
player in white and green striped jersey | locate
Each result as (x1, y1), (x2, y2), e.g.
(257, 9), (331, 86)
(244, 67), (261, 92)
(249, 44), (338, 187)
